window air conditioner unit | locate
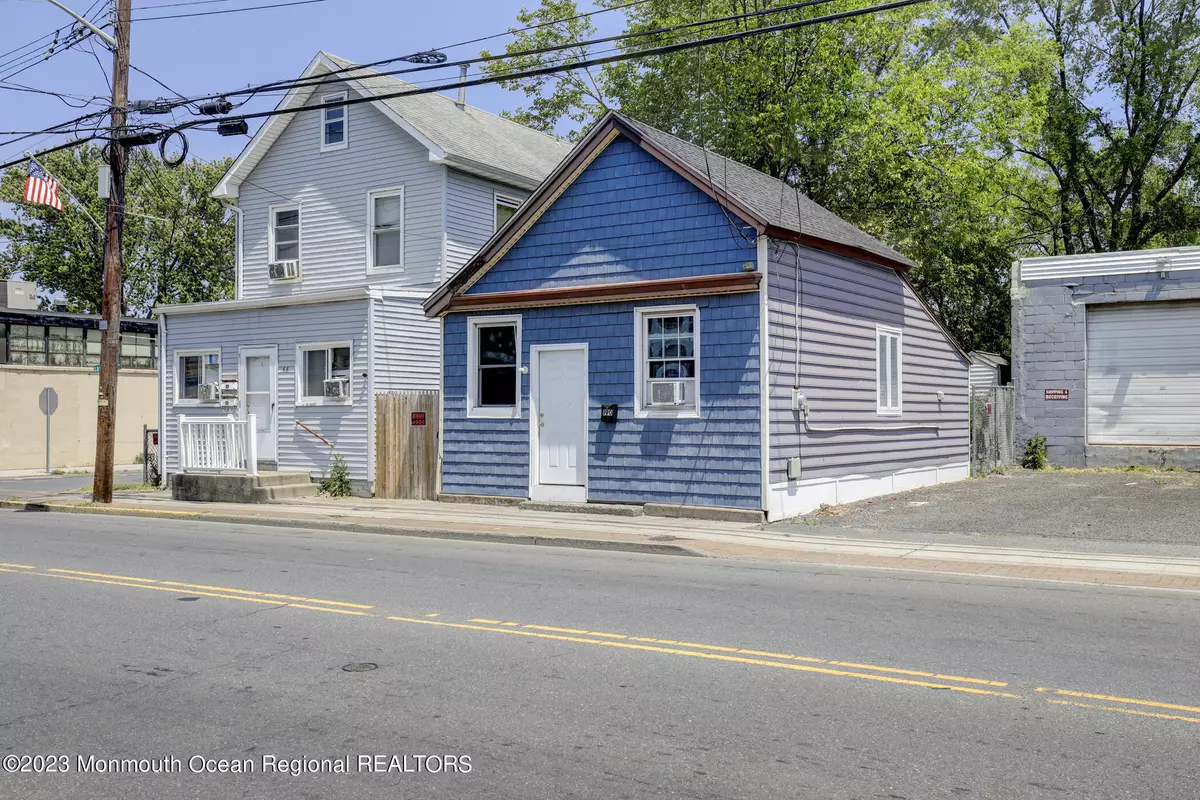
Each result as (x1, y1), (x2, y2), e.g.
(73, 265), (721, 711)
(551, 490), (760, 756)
(648, 380), (686, 406)
(269, 260), (299, 280)
(199, 382), (222, 402)
(323, 377), (349, 399)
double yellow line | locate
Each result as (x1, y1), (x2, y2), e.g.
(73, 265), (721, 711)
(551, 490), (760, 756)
(3, 561), (1198, 724)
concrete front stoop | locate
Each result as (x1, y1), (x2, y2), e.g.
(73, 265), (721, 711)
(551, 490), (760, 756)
(171, 471), (319, 504)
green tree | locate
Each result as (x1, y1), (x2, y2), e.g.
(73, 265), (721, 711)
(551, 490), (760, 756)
(481, 0), (1050, 353)
(1000, 0), (1200, 253)
(0, 145), (235, 316)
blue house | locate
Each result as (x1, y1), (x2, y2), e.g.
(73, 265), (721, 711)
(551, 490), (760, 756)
(424, 113), (969, 521)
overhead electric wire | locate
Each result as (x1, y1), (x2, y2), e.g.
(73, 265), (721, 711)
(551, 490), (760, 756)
(166, 0), (847, 111)
(434, 0), (653, 52)
(133, 0), (327, 21)
(1, 0), (930, 171)
(134, 0), (255, 9)
(174, 0), (928, 133)
(0, 80), (106, 107)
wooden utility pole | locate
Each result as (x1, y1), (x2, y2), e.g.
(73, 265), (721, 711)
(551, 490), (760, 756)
(92, 0), (131, 504)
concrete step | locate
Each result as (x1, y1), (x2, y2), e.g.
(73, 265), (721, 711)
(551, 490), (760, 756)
(252, 471), (315, 488)
(254, 483), (321, 502)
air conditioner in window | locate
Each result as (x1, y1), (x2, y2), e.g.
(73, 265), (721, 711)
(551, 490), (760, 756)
(199, 382), (222, 402)
(268, 260), (299, 280)
(323, 377), (349, 399)
(648, 380), (687, 406)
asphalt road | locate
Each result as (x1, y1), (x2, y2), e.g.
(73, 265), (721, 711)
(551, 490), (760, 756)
(0, 472), (144, 497)
(1, 510), (1197, 799)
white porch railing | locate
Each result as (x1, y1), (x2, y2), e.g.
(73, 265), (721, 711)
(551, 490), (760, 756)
(178, 414), (258, 476)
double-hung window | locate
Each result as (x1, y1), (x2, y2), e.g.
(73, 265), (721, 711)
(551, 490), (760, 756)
(494, 193), (521, 232)
(175, 349), (220, 403)
(636, 306), (699, 416)
(368, 188), (404, 271)
(877, 326), (902, 415)
(298, 342), (352, 404)
(467, 316), (520, 417)
(320, 92), (347, 151)
(270, 204), (300, 272)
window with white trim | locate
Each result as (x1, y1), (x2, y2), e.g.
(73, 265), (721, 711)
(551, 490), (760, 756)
(270, 204), (300, 266)
(877, 326), (902, 415)
(467, 316), (521, 417)
(494, 193), (520, 232)
(298, 342), (352, 403)
(175, 349), (220, 403)
(635, 307), (699, 416)
(320, 92), (347, 151)
(368, 188), (404, 271)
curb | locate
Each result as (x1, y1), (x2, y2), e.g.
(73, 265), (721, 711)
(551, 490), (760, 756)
(0, 500), (705, 558)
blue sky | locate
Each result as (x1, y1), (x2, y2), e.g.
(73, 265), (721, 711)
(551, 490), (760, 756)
(0, 0), (618, 167)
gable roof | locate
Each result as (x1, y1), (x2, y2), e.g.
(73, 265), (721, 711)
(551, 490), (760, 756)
(211, 52), (572, 200)
(968, 350), (1009, 368)
(615, 115), (914, 270)
(425, 111), (915, 316)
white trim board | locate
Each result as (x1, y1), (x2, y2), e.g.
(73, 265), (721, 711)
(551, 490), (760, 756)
(767, 462), (970, 522)
(155, 288), (370, 316)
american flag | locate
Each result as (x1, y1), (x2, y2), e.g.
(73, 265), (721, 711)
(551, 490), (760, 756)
(23, 158), (63, 211)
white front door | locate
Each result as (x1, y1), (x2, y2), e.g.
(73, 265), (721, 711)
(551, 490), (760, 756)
(240, 347), (277, 462)
(533, 345), (588, 501)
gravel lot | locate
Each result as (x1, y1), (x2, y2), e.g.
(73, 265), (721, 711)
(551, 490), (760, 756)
(768, 467), (1200, 549)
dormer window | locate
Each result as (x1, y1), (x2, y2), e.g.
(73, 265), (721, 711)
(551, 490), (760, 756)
(321, 92), (347, 151)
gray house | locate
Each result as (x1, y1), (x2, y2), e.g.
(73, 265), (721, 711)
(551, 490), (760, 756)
(155, 52), (570, 494)
(425, 113), (970, 520)
(1013, 245), (1200, 468)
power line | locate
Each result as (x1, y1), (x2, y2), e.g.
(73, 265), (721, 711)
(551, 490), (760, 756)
(176, 0), (925, 132)
(167, 0), (846, 111)
(436, 0), (653, 52)
(1, 0), (930, 171)
(133, 0), (326, 21)
(134, 0), (253, 8)
(0, 80), (107, 107)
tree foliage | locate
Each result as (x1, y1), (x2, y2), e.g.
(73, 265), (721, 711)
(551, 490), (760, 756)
(0, 146), (235, 316)
(482, 0), (1200, 355)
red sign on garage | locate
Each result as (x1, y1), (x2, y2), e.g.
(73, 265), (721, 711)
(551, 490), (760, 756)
(411, 412), (426, 426)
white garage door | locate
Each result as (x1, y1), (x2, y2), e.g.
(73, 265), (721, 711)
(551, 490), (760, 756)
(1087, 302), (1200, 445)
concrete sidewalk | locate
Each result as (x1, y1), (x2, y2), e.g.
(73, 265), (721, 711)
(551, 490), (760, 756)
(4, 487), (1200, 593)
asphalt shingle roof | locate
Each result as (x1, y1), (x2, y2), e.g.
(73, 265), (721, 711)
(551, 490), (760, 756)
(323, 53), (572, 184)
(615, 113), (914, 268)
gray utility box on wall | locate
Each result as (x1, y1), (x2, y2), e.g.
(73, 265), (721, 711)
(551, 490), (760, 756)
(0, 280), (38, 310)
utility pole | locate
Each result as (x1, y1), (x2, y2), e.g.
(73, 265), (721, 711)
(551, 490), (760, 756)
(92, 0), (131, 504)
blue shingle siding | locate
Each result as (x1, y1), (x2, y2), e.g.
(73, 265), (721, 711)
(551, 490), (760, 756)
(464, 135), (757, 294)
(441, 291), (762, 509)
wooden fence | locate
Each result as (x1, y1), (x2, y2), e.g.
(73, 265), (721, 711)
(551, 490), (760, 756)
(375, 391), (439, 499)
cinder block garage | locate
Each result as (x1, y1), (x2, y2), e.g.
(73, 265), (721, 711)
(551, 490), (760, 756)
(1012, 245), (1200, 468)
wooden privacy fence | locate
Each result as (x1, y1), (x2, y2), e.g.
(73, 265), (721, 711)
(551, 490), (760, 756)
(376, 391), (439, 499)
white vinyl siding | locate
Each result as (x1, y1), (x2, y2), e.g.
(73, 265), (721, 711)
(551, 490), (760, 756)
(320, 92), (347, 151)
(160, 299), (370, 481)
(445, 170), (530, 278)
(877, 326), (902, 414)
(1086, 301), (1200, 445)
(372, 294), (441, 392)
(238, 81), (444, 295)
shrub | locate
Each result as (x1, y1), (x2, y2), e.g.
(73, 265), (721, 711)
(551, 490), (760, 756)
(321, 452), (353, 497)
(133, 453), (144, 464)
(1021, 434), (1048, 470)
